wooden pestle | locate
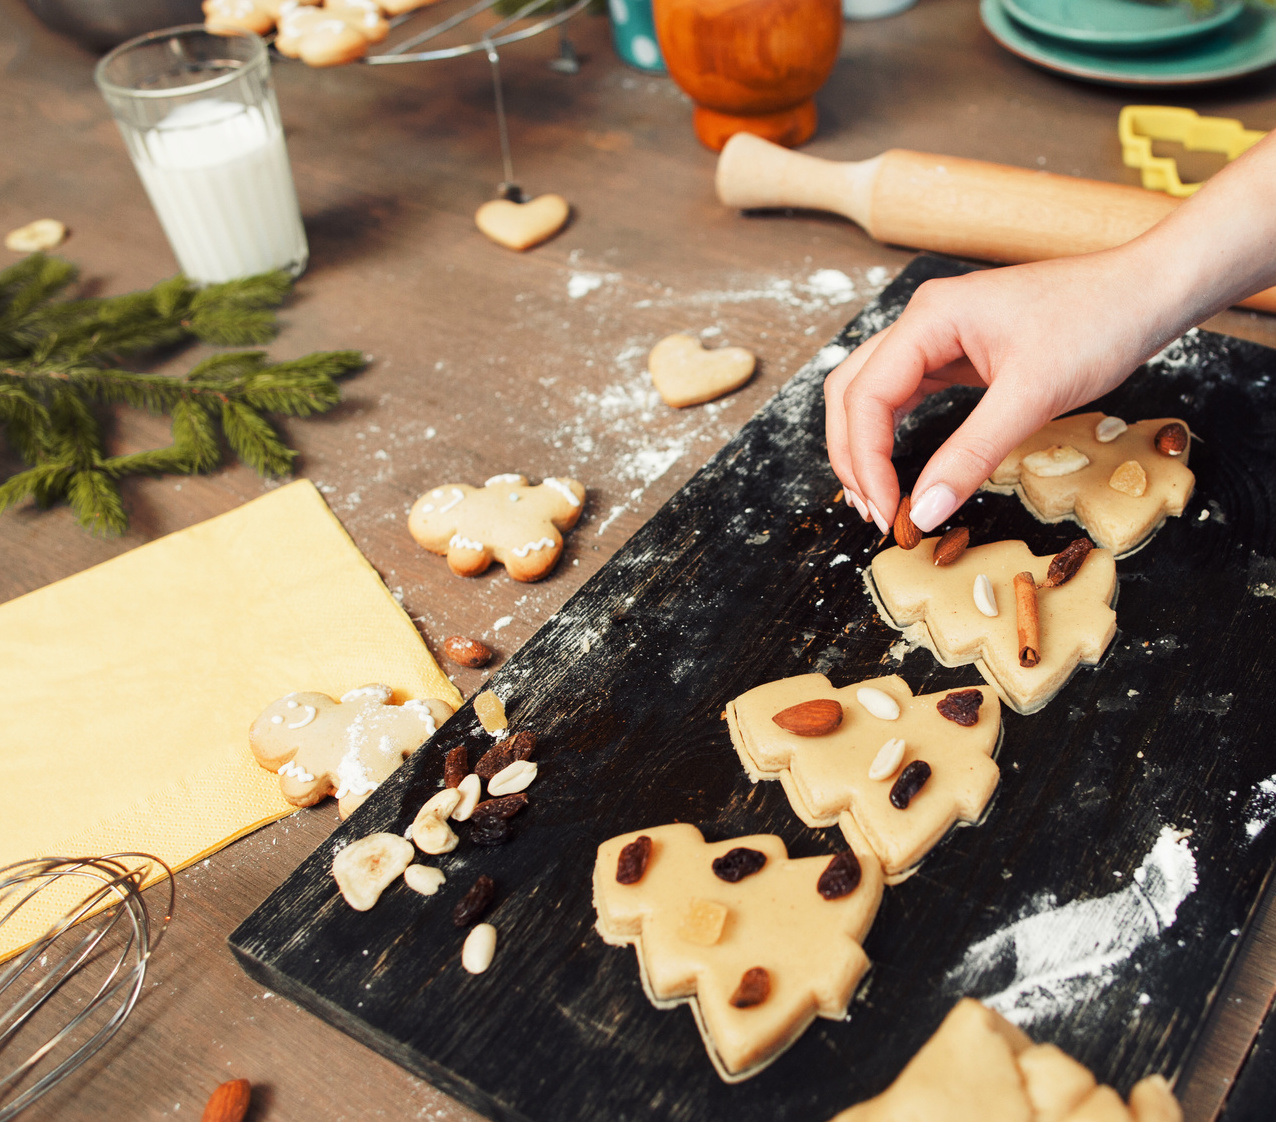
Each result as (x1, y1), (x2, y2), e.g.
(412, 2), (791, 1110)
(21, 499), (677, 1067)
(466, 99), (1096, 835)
(716, 132), (1276, 315)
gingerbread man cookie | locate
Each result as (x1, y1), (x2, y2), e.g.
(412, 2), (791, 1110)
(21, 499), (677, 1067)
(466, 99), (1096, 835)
(203, 0), (275, 33)
(830, 998), (1182, 1122)
(593, 820), (883, 1081)
(984, 413), (1194, 556)
(725, 673), (1001, 882)
(408, 473), (586, 582)
(869, 538), (1117, 715)
(250, 684), (454, 818)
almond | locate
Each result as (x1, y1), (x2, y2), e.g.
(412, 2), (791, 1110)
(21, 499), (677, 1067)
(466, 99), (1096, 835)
(1022, 444), (1090, 477)
(443, 635), (493, 668)
(932, 526), (969, 566)
(1154, 422), (1188, 457)
(202, 1079), (251, 1122)
(893, 494), (923, 550)
(772, 698), (843, 736)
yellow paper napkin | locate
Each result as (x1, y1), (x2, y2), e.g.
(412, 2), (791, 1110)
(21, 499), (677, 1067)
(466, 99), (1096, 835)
(0, 479), (460, 959)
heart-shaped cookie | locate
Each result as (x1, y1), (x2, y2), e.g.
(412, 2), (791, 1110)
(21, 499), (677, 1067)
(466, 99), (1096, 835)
(475, 194), (570, 251)
(648, 333), (756, 408)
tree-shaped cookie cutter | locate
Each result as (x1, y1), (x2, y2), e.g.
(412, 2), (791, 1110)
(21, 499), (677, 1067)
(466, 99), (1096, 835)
(1118, 105), (1265, 198)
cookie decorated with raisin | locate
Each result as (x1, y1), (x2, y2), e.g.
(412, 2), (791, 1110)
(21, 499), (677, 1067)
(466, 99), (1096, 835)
(593, 820), (883, 1081)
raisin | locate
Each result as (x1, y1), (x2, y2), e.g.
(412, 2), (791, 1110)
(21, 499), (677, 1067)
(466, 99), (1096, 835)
(616, 835), (652, 884)
(1043, 538), (1094, 588)
(471, 793), (528, 823)
(474, 744), (512, 780)
(506, 730), (537, 762)
(936, 689), (982, 727)
(817, 851), (862, 900)
(729, 967), (771, 1008)
(712, 847), (767, 883)
(890, 760), (932, 809)
(470, 817), (512, 846)
(452, 874), (495, 927)
(443, 745), (468, 789)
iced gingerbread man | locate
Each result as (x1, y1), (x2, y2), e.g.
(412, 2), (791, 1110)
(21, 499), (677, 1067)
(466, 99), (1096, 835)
(408, 473), (586, 582)
(250, 684), (454, 818)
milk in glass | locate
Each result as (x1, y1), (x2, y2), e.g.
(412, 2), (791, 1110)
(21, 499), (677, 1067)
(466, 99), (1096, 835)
(95, 28), (309, 286)
(132, 98), (308, 285)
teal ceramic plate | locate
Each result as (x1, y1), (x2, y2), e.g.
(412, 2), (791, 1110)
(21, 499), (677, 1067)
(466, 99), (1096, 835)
(982, 0), (1276, 84)
(1000, 0), (1245, 49)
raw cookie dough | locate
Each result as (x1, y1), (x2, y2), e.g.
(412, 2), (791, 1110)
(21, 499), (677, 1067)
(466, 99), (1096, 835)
(869, 539), (1117, 715)
(984, 413), (1194, 556)
(408, 473), (586, 582)
(725, 673), (1001, 882)
(250, 684), (454, 818)
(829, 998), (1182, 1122)
(648, 333), (756, 408)
(593, 820), (883, 1081)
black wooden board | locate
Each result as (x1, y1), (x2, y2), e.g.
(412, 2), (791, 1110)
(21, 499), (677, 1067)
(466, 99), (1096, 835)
(230, 255), (1276, 1121)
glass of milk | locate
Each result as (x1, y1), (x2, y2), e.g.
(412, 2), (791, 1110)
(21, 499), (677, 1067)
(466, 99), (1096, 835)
(95, 26), (309, 285)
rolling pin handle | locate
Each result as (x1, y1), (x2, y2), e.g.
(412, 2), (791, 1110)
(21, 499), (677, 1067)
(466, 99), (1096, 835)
(715, 132), (879, 231)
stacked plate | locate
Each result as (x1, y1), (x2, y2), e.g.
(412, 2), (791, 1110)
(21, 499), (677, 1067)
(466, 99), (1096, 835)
(980, 0), (1276, 85)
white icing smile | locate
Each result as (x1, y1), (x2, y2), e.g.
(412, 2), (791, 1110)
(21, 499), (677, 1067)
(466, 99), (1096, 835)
(287, 705), (317, 729)
(437, 488), (465, 515)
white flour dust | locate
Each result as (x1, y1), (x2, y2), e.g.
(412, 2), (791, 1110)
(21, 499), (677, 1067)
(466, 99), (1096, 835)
(1244, 776), (1276, 840)
(945, 826), (1198, 1026)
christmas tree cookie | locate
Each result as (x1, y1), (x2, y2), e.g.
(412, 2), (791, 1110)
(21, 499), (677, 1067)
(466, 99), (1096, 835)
(593, 820), (883, 1081)
(984, 413), (1194, 556)
(869, 539), (1117, 715)
(829, 998), (1182, 1122)
(725, 673), (1001, 882)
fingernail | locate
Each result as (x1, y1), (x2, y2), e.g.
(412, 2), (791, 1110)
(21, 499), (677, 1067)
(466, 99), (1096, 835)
(847, 491), (869, 520)
(866, 501), (890, 536)
(909, 484), (958, 532)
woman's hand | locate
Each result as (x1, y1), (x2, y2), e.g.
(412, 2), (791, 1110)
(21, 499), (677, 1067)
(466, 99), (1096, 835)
(825, 247), (1178, 534)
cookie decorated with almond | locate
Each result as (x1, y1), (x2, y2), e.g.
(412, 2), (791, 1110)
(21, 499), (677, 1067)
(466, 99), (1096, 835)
(725, 673), (1001, 882)
(408, 473), (586, 581)
(869, 538), (1117, 715)
(593, 820), (883, 1081)
(984, 412), (1194, 555)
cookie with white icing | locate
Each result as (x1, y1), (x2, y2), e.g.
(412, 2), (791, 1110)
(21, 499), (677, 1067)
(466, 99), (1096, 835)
(593, 820), (883, 1081)
(408, 473), (586, 582)
(984, 413), (1194, 556)
(829, 998), (1182, 1122)
(249, 684), (454, 818)
(869, 538), (1117, 716)
(725, 673), (1001, 882)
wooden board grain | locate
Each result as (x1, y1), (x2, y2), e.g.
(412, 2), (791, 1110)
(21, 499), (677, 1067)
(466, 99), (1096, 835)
(230, 255), (1276, 1121)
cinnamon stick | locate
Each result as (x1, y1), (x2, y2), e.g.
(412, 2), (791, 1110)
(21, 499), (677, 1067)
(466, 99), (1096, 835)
(1014, 571), (1040, 668)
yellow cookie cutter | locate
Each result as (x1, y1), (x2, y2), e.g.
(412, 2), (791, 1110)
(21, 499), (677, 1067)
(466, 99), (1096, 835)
(1118, 105), (1266, 197)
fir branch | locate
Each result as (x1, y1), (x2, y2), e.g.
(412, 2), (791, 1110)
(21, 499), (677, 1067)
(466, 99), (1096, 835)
(0, 256), (364, 534)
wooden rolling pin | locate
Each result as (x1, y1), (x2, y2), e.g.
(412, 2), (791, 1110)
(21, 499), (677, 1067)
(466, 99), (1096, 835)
(715, 132), (1276, 315)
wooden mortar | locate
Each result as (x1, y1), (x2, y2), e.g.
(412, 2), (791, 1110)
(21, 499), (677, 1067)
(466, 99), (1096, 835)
(652, 0), (844, 152)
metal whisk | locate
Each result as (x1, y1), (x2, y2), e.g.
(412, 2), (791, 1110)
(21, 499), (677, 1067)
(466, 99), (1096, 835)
(0, 854), (174, 1119)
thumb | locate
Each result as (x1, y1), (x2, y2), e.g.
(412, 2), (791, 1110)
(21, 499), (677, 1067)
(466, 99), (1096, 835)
(907, 381), (1056, 532)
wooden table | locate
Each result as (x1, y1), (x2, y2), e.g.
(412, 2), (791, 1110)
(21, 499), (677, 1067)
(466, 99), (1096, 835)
(2, 0), (1274, 1117)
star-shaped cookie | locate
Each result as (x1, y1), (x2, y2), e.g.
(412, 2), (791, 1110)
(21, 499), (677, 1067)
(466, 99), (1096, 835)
(869, 539), (1117, 716)
(725, 673), (1001, 882)
(593, 820), (883, 1081)
(984, 413), (1194, 555)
